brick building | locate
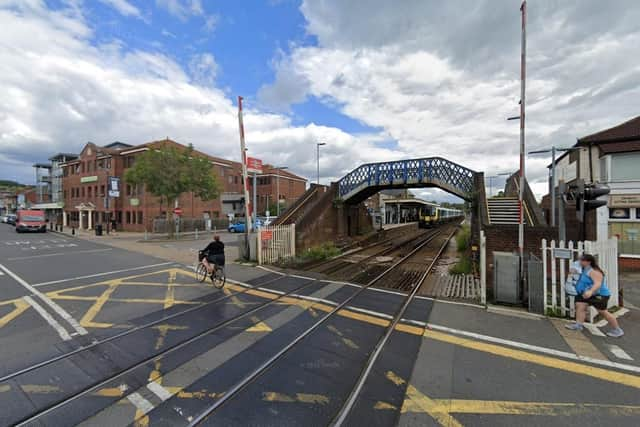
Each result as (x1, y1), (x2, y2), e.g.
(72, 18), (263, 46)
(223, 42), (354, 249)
(60, 139), (307, 232)
(540, 115), (640, 268)
(253, 167), (307, 216)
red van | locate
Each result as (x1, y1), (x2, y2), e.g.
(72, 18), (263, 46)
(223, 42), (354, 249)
(16, 209), (47, 233)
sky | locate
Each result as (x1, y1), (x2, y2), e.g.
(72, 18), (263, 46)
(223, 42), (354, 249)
(0, 0), (638, 203)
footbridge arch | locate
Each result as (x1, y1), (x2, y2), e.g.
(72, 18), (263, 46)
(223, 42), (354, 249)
(337, 157), (479, 203)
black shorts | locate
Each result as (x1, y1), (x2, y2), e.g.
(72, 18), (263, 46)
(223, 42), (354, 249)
(206, 253), (225, 267)
(575, 294), (609, 311)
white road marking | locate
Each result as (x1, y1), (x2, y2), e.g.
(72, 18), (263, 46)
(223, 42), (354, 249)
(22, 296), (72, 341)
(607, 344), (634, 361)
(32, 262), (175, 287)
(147, 381), (173, 401)
(0, 270), (4, 275)
(0, 263), (88, 337)
(426, 323), (640, 374)
(595, 307), (630, 327)
(127, 392), (154, 414)
(7, 248), (112, 261)
(583, 322), (606, 337)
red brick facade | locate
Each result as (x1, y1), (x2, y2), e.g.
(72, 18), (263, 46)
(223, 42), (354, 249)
(61, 140), (307, 231)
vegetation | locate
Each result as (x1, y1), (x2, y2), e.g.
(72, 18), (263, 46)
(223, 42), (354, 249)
(449, 224), (472, 274)
(300, 243), (341, 262)
(124, 144), (220, 237)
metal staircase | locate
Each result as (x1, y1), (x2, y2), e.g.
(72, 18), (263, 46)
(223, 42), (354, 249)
(487, 197), (529, 225)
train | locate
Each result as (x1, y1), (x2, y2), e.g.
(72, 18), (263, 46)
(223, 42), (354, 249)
(418, 204), (464, 228)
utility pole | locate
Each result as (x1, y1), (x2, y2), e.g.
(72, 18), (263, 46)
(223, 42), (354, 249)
(237, 96), (252, 258)
(518, 0), (527, 264)
(316, 142), (326, 185)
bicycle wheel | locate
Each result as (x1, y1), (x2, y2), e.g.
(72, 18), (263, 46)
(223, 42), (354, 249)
(212, 266), (226, 289)
(195, 263), (208, 283)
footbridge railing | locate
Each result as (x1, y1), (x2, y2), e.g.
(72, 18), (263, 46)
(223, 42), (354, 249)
(338, 157), (476, 202)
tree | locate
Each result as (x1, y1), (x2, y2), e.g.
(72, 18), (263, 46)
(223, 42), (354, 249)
(124, 143), (220, 236)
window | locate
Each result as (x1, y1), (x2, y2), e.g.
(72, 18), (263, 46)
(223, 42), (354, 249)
(228, 176), (233, 184)
(610, 208), (630, 219)
(611, 152), (640, 181)
(87, 187), (92, 197)
(81, 187), (85, 198)
(137, 211), (143, 224)
(105, 158), (111, 169)
(126, 211), (131, 224)
(100, 185), (105, 196)
(599, 157), (608, 182)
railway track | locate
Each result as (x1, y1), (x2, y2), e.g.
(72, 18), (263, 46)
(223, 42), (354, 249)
(7, 273), (323, 426)
(188, 225), (457, 426)
(10, 225), (457, 426)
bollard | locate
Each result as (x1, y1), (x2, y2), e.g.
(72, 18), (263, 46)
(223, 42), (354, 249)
(144, 229), (148, 241)
(71, 227), (75, 236)
(195, 228), (198, 240)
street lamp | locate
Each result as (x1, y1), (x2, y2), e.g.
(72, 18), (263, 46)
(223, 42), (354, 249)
(528, 146), (577, 228)
(275, 166), (288, 217)
(316, 142), (326, 185)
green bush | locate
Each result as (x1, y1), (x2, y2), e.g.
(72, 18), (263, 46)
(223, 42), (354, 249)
(456, 224), (471, 252)
(301, 243), (341, 262)
(449, 257), (472, 274)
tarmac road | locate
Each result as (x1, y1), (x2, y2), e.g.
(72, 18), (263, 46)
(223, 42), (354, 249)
(0, 222), (639, 426)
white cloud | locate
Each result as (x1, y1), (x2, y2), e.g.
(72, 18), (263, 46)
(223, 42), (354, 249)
(156, 0), (203, 20)
(0, 1), (401, 189)
(189, 52), (218, 86)
(259, 0), (640, 198)
(99, 0), (141, 18)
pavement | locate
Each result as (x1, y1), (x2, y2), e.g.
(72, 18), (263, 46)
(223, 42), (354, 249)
(0, 222), (639, 426)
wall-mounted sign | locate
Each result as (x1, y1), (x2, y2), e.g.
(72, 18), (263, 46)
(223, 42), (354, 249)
(246, 157), (263, 174)
(81, 176), (98, 183)
(261, 230), (273, 240)
(610, 194), (640, 208)
(553, 248), (572, 259)
(609, 208), (630, 219)
(108, 176), (120, 197)
(129, 198), (140, 206)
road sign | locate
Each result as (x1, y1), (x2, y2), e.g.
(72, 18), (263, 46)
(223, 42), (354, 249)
(261, 230), (273, 240)
(173, 207), (183, 216)
(108, 176), (120, 197)
(247, 157), (263, 174)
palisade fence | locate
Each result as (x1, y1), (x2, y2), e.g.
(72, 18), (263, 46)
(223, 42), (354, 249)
(257, 224), (296, 265)
(541, 238), (618, 321)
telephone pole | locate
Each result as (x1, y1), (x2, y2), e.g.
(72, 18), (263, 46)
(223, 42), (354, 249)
(237, 96), (252, 258)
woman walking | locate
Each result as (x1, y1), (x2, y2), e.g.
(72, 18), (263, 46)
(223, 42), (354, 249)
(565, 254), (624, 338)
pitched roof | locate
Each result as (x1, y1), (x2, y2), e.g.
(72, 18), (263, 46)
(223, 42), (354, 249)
(578, 115), (640, 144)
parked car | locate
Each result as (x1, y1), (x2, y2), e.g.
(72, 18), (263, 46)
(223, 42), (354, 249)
(1, 215), (7, 223)
(5, 214), (17, 225)
(228, 221), (245, 233)
(15, 210), (46, 233)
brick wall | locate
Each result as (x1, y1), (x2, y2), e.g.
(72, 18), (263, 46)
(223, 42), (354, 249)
(540, 195), (597, 241)
(619, 256), (640, 271)
(484, 224), (558, 296)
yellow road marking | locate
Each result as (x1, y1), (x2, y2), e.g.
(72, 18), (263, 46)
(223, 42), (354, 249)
(0, 384), (10, 393)
(401, 382), (463, 427)
(151, 324), (188, 350)
(246, 316), (272, 332)
(94, 387), (125, 397)
(423, 329), (640, 389)
(79, 282), (120, 328)
(0, 298), (30, 328)
(439, 399), (640, 416)
(164, 271), (177, 309)
(550, 318), (606, 360)
(386, 371), (406, 386)
(374, 401), (398, 410)
(263, 392), (330, 405)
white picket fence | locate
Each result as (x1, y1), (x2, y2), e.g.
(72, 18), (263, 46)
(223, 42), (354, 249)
(257, 224), (296, 265)
(541, 238), (618, 320)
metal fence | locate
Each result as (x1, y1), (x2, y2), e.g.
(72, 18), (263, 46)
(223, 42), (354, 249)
(257, 224), (296, 265)
(152, 217), (230, 234)
(541, 238), (618, 320)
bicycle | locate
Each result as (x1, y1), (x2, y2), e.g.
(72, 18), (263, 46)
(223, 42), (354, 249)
(196, 250), (226, 289)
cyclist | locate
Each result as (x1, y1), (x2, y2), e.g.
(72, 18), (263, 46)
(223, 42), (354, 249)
(201, 235), (225, 276)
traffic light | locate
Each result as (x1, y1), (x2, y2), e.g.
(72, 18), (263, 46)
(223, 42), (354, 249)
(575, 179), (610, 223)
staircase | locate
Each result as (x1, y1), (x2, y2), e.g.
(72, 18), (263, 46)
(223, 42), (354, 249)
(272, 185), (327, 226)
(487, 197), (528, 225)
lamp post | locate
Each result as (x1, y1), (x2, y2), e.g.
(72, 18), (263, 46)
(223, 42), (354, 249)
(275, 166), (288, 216)
(528, 146), (578, 229)
(316, 142), (326, 185)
